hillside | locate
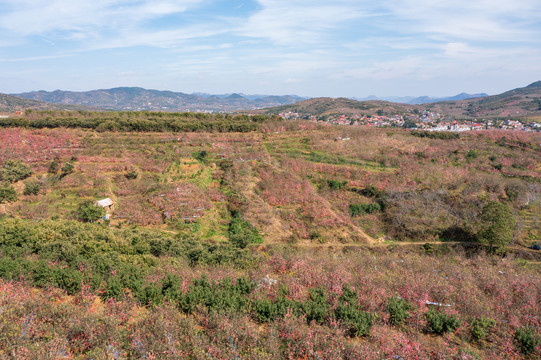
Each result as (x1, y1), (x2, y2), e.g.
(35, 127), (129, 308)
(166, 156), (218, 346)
(0, 118), (540, 358)
(0, 93), (57, 112)
(425, 81), (541, 118)
(356, 92), (488, 104)
(14, 87), (304, 112)
(0, 93), (97, 112)
(262, 97), (415, 116)
(260, 82), (541, 121)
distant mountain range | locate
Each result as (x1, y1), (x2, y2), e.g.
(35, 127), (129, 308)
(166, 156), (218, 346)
(262, 81), (541, 119)
(3, 82), (540, 119)
(0, 93), (96, 112)
(12, 87), (305, 113)
(354, 92), (488, 104)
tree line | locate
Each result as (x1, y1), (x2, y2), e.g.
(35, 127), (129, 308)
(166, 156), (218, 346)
(0, 111), (279, 132)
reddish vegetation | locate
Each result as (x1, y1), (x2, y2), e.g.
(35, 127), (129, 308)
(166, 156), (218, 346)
(0, 249), (539, 359)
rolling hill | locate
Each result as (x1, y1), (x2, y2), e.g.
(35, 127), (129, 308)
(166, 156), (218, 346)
(261, 97), (415, 116)
(14, 87), (305, 112)
(0, 93), (55, 112)
(425, 81), (541, 118)
(261, 82), (541, 120)
(0, 93), (97, 112)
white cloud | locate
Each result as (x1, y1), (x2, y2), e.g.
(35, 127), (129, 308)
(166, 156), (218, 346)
(238, 0), (374, 45)
(380, 0), (541, 42)
(0, 0), (203, 35)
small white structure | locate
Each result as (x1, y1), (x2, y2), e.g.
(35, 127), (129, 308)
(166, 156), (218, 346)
(95, 198), (115, 219)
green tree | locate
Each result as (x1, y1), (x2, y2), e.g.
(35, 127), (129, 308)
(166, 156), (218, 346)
(228, 213), (263, 248)
(477, 201), (515, 251)
(61, 161), (74, 177)
(0, 160), (32, 183)
(48, 158), (60, 174)
(0, 186), (17, 203)
(402, 119), (417, 129)
(23, 181), (41, 195)
(76, 201), (105, 222)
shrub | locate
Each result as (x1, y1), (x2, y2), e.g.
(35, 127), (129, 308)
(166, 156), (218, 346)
(386, 297), (412, 326)
(228, 213), (263, 248)
(105, 276), (123, 300)
(334, 285), (372, 337)
(514, 327), (540, 356)
(140, 285), (162, 306)
(349, 203), (381, 217)
(425, 309), (460, 334)
(254, 296), (303, 323)
(411, 130), (459, 139)
(161, 273), (182, 302)
(54, 267), (83, 295)
(304, 286), (330, 325)
(470, 317), (496, 342)
(0, 186), (17, 203)
(61, 161), (74, 176)
(76, 201), (106, 222)
(359, 185), (382, 198)
(48, 158), (60, 174)
(477, 201), (515, 251)
(466, 150), (478, 159)
(23, 181), (41, 195)
(0, 159), (32, 183)
(422, 242), (434, 254)
(193, 150), (208, 162)
(178, 275), (256, 314)
(124, 170), (138, 180)
(327, 179), (347, 190)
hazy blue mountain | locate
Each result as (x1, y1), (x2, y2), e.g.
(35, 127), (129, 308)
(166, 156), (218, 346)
(14, 87), (306, 112)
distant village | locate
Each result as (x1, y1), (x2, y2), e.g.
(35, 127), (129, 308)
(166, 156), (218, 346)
(279, 110), (541, 132)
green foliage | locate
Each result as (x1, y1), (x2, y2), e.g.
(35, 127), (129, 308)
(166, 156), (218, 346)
(411, 130), (459, 139)
(23, 180), (41, 195)
(514, 327), (540, 355)
(54, 267), (83, 295)
(178, 275), (256, 314)
(304, 286), (330, 325)
(349, 203), (381, 217)
(466, 150), (478, 159)
(403, 119), (417, 129)
(105, 276), (123, 300)
(425, 309), (460, 334)
(0, 159), (32, 183)
(0, 185), (17, 203)
(327, 179), (347, 190)
(422, 242), (434, 254)
(161, 274), (182, 302)
(124, 170), (138, 180)
(61, 161), (74, 176)
(48, 158), (60, 174)
(477, 201), (515, 251)
(192, 150), (208, 162)
(102, 264), (145, 300)
(253, 296), (303, 323)
(334, 285), (372, 337)
(76, 201), (106, 222)
(228, 213), (263, 248)
(140, 284), (162, 306)
(0, 111), (269, 132)
(386, 297), (412, 326)
(359, 185), (382, 198)
(470, 317), (496, 342)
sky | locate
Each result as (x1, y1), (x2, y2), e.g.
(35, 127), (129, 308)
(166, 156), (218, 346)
(0, 0), (540, 98)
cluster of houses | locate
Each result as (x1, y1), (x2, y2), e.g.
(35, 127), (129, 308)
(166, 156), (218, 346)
(279, 111), (541, 132)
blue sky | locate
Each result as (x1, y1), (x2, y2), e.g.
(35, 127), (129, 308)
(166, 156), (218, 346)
(0, 0), (540, 97)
